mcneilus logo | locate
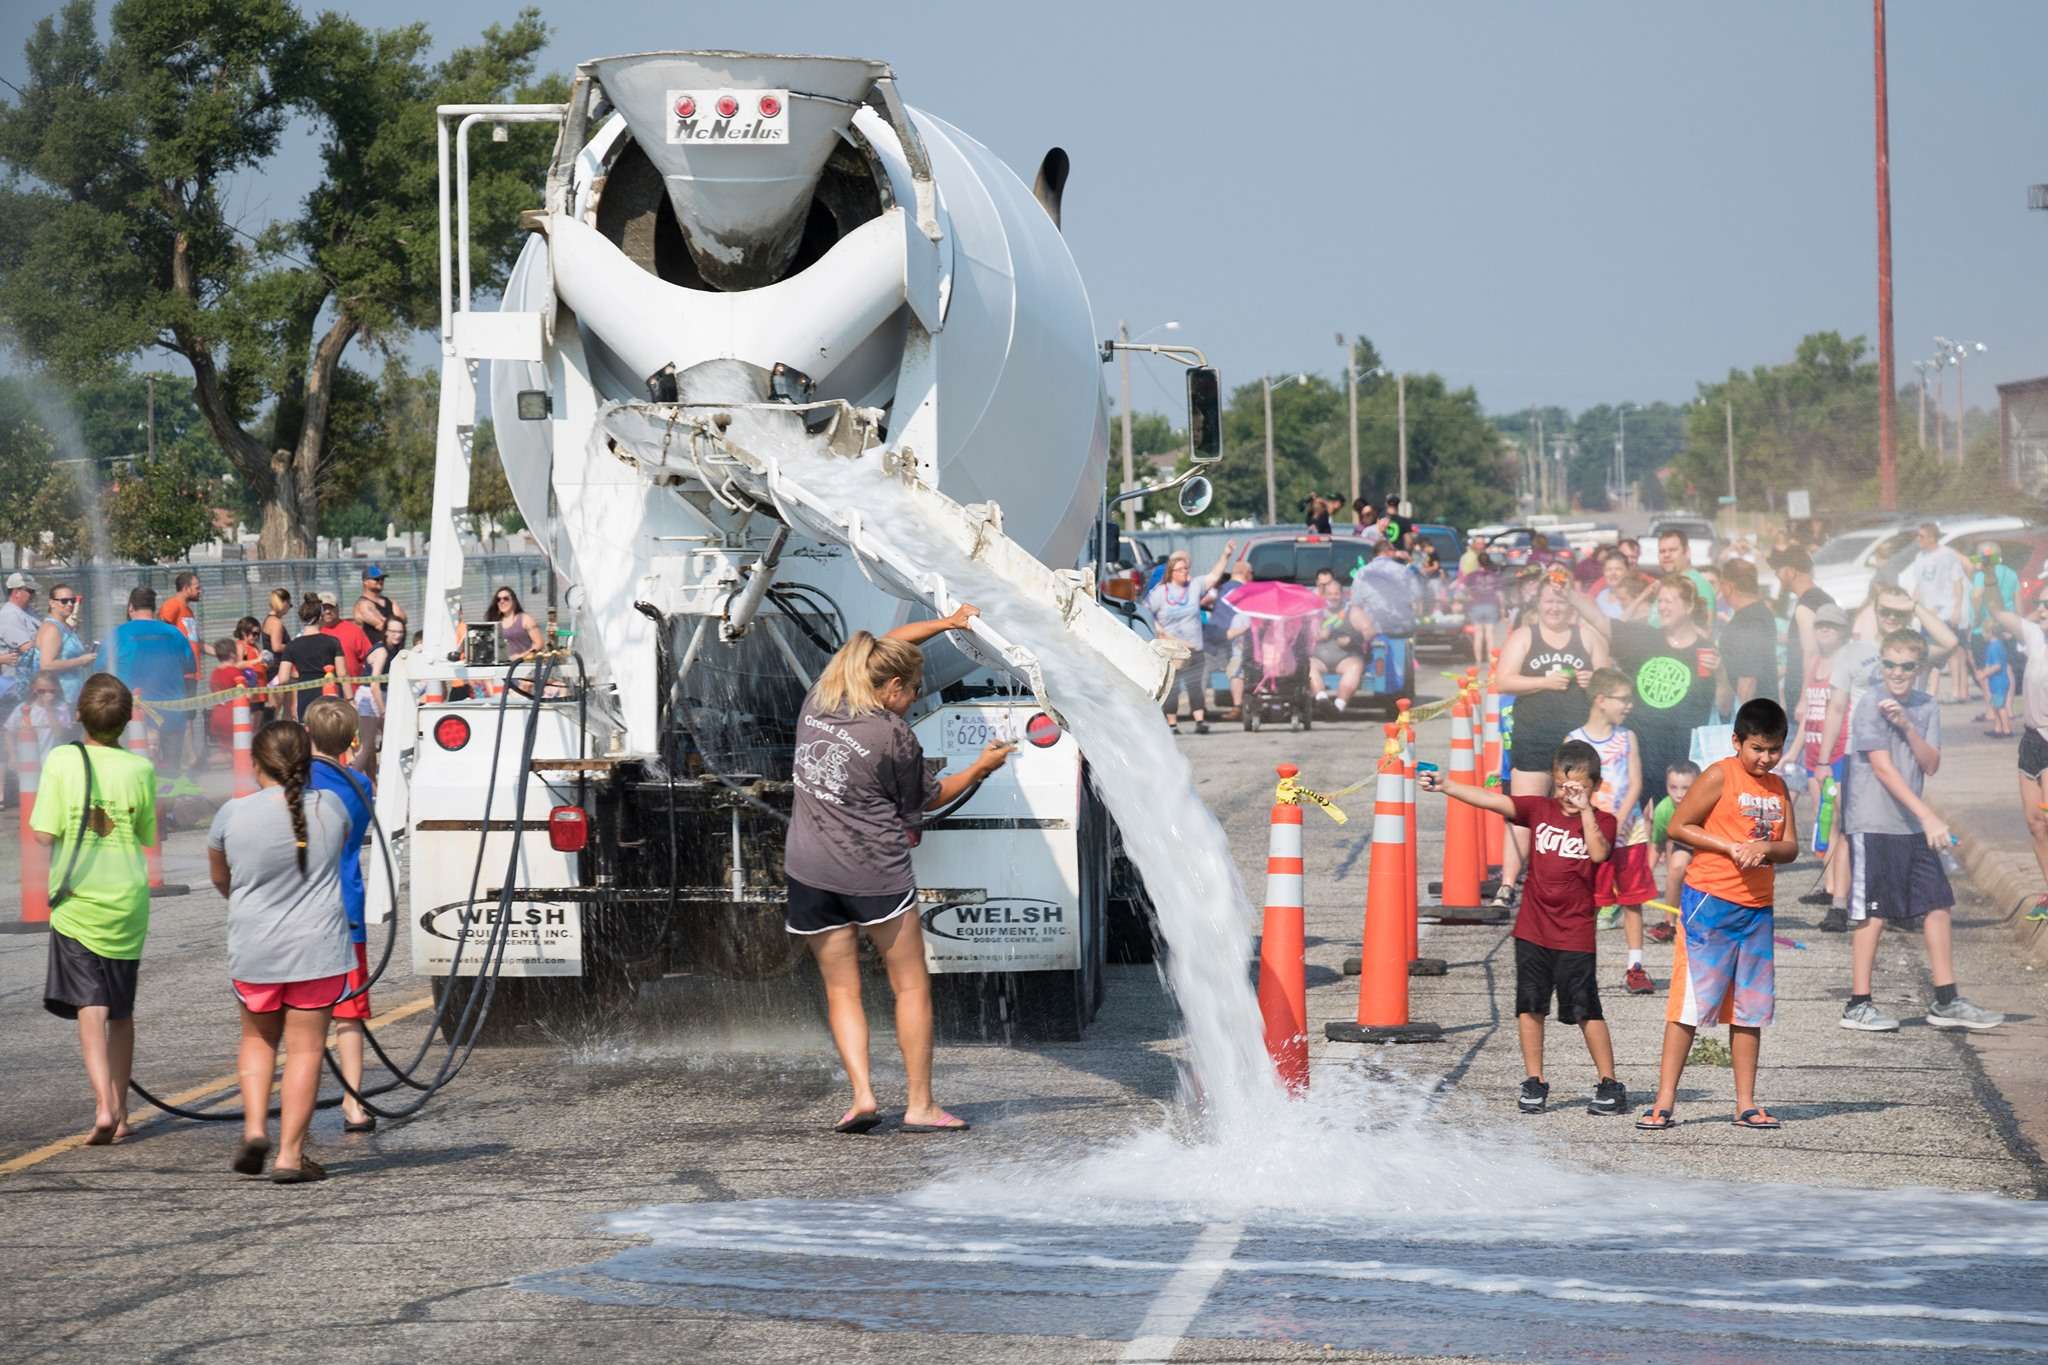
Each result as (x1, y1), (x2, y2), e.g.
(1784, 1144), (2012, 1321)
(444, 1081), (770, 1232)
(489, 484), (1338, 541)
(673, 118), (782, 143)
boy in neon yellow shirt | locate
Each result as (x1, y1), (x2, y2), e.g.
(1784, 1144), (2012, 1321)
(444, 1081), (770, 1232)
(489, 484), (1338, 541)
(32, 673), (157, 1145)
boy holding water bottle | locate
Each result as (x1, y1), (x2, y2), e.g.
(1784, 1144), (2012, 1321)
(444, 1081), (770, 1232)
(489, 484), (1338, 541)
(1837, 630), (2003, 1033)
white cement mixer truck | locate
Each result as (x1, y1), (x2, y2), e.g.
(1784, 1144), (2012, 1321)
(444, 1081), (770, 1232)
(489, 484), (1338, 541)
(369, 51), (1222, 1040)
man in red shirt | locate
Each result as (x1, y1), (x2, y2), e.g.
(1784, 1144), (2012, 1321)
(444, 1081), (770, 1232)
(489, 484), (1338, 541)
(317, 594), (372, 695)
(158, 571), (205, 679)
(1422, 738), (1627, 1115)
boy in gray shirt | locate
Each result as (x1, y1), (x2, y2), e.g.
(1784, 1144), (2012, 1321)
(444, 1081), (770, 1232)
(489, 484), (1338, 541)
(1839, 629), (2002, 1032)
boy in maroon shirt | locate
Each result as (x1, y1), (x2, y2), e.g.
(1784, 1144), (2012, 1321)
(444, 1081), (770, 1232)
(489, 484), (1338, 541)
(1423, 738), (1628, 1114)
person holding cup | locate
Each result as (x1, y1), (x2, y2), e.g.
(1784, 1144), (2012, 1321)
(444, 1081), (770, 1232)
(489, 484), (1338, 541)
(1577, 573), (1720, 834)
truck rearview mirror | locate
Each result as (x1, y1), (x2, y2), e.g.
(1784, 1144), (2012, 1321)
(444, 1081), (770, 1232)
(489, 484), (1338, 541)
(1177, 475), (1213, 518)
(1187, 367), (1221, 464)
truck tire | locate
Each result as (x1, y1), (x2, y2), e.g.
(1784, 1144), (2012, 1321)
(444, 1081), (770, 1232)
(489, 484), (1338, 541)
(1105, 813), (1158, 964)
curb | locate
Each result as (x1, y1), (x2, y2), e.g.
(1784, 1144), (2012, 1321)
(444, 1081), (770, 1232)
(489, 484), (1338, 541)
(1933, 797), (2048, 971)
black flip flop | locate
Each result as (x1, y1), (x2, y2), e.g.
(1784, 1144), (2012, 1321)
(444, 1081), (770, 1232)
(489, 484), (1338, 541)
(1635, 1107), (1676, 1132)
(343, 1116), (377, 1134)
(272, 1156), (328, 1184)
(232, 1138), (272, 1175)
(833, 1109), (881, 1135)
(1732, 1108), (1782, 1130)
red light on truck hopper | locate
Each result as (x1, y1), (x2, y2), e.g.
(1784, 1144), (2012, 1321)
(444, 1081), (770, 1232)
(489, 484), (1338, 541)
(758, 94), (781, 117)
(673, 95), (695, 118)
(548, 805), (588, 853)
(716, 94), (739, 118)
(433, 715), (470, 751)
(1025, 713), (1062, 748)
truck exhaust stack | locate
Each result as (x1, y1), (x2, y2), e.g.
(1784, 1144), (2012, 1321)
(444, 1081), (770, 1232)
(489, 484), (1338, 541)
(587, 52), (890, 290)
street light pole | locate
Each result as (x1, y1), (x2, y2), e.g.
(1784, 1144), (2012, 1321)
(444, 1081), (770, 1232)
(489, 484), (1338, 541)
(1874, 0), (1899, 510)
(1724, 398), (1737, 513)
(1395, 372), (1408, 513)
(1913, 360), (1931, 449)
(1262, 375), (1277, 525)
(1117, 320), (1135, 529)
(1616, 404), (1630, 510)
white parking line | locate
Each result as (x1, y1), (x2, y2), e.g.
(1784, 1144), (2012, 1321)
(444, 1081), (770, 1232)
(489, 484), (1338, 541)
(1120, 1220), (1243, 1362)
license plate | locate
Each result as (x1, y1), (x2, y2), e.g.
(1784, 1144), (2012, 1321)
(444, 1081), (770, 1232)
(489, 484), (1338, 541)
(940, 712), (1020, 754)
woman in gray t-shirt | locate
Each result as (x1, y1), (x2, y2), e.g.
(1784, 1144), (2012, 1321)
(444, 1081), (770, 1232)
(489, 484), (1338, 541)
(785, 605), (1013, 1136)
(206, 720), (351, 1183)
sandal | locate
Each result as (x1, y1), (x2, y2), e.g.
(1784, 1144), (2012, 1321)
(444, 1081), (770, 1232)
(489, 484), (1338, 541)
(232, 1138), (272, 1176)
(1732, 1108), (1781, 1130)
(833, 1108), (881, 1135)
(271, 1156), (328, 1184)
(1635, 1107), (1676, 1131)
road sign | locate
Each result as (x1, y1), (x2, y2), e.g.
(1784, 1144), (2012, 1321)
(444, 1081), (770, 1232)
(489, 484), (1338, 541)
(1786, 489), (1811, 519)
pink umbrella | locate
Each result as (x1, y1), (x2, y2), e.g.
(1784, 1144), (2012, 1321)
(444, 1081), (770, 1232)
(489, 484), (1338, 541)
(1225, 579), (1324, 620)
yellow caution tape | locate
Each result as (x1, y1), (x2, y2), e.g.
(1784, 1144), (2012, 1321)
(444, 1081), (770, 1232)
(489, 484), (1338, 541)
(1276, 773), (1349, 824)
(134, 675), (395, 715)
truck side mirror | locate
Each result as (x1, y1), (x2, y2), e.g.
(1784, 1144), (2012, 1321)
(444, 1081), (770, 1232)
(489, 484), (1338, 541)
(1101, 520), (1123, 565)
(1177, 475), (1213, 518)
(1187, 366), (1222, 464)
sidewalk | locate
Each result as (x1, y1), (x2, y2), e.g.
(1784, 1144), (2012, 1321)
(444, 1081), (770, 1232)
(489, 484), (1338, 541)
(1926, 704), (2048, 967)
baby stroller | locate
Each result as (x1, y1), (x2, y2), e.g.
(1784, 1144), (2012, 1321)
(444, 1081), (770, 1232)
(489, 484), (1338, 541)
(1227, 580), (1322, 732)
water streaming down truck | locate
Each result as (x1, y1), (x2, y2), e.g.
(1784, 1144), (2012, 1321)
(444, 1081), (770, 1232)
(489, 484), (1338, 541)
(371, 51), (1224, 1041)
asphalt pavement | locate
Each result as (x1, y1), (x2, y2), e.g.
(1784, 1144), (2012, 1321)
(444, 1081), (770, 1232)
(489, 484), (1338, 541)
(1, 678), (2043, 1363)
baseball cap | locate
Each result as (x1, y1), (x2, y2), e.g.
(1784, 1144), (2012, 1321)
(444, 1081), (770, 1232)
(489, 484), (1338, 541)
(363, 562), (386, 580)
(5, 571), (38, 591)
(317, 590), (338, 607)
(1813, 604), (1849, 629)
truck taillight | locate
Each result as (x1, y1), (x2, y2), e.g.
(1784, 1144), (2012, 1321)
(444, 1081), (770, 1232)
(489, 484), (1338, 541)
(1025, 713), (1062, 748)
(757, 94), (781, 117)
(433, 716), (470, 751)
(673, 95), (695, 118)
(716, 94), (739, 118)
(548, 805), (588, 853)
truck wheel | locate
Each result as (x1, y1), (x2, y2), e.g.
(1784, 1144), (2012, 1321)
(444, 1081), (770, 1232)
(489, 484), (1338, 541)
(1010, 969), (1089, 1041)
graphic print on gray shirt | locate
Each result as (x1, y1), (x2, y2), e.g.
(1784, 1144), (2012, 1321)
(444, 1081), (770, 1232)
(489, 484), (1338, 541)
(207, 786), (353, 982)
(1845, 688), (1939, 836)
(783, 701), (942, 897)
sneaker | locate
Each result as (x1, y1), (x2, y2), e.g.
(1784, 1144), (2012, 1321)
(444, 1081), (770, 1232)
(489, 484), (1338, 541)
(1646, 921), (1675, 944)
(1518, 1077), (1549, 1113)
(2026, 897), (2048, 923)
(1490, 884), (1520, 911)
(1839, 999), (1900, 1032)
(1819, 905), (1849, 933)
(1596, 905), (1620, 929)
(1926, 998), (2005, 1031)
(1588, 1078), (1628, 1115)
(1623, 963), (1655, 995)
(1194, 721), (1210, 735)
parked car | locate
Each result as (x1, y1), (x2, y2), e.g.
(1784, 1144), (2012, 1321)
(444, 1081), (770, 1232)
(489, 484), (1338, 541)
(1409, 523), (1469, 654)
(1814, 515), (2027, 611)
(1648, 515), (1718, 568)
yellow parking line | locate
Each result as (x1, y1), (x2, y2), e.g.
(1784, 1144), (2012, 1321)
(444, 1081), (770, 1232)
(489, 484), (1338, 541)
(0, 993), (436, 1178)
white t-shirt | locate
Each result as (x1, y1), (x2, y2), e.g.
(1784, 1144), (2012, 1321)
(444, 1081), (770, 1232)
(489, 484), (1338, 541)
(1906, 548), (1968, 624)
(2020, 620), (2048, 735)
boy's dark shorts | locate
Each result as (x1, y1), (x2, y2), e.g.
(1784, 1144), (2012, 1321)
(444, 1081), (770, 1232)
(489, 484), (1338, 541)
(1514, 937), (1604, 1024)
(1849, 832), (1954, 923)
(44, 930), (140, 1021)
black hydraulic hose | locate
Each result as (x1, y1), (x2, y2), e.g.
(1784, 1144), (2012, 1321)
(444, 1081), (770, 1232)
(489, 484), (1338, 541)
(128, 655), (557, 1124)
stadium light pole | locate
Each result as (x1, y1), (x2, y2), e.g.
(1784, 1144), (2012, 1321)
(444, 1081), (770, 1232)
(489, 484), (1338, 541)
(1935, 337), (1987, 465)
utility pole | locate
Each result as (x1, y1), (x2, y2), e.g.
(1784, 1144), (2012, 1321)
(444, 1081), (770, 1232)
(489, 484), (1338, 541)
(1914, 360), (1930, 448)
(1117, 320), (1135, 529)
(1395, 372), (1408, 513)
(1616, 405), (1629, 511)
(1953, 347), (1969, 464)
(1345, 341), (1360, 507)
(1874, 0), (1899, 510)
(146, 373), (156, 462)
(1262, 375), (1277, 525)
(1724, 398), (1737, 512)
(1534, 412), (1547, 509)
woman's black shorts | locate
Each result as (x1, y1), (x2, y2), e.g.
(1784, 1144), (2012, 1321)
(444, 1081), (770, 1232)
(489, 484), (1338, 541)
(785, 878), (919, 936)
(1513, 937), (1603, 1024)
(44, 929), (140, 1021)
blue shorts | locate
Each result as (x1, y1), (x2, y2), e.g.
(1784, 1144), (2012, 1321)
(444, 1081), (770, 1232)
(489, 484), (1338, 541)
(1668, 885), (1775, 1028)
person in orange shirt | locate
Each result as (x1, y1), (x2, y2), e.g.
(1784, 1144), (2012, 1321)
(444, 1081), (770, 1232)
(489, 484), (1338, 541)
(1637, 698), (1798, 1134)
(158, 571), (205, 678)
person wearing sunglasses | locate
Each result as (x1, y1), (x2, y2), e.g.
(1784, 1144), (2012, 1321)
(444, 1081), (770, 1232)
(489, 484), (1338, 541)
(1976, 583), (2048, 922)
(484, 585), (543, 661)
(35, 583), (95, 706)
(1813, 587), (1957, 932)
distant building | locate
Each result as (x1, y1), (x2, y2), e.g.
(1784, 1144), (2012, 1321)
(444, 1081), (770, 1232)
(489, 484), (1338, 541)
(1997, 377), (2048, 498)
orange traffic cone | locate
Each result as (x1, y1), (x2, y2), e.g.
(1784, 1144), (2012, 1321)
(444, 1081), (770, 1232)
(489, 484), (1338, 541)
(231, 689), (257, 798)
(1481, 654), (1506, 878)
(1400, 710), (1446, 976)
(1257, 764), (1310, 1094)
(11, 711), (50, 931)
(1422, 691), (1509, 926)
(126, 699), (188, 899)
(1326, 748), (1442, 1045)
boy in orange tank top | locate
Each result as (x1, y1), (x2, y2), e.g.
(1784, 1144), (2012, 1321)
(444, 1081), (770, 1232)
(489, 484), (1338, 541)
(1637, 699), (1798, 1133)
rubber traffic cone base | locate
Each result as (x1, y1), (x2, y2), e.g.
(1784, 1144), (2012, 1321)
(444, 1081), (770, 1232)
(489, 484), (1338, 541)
(0, 921), (54, 935)
(149, 883), (192, 898)
(1429, 878), (1502, 900)
(1325, 1019), (1443, 1045)
(1420, 903), (1512, 926)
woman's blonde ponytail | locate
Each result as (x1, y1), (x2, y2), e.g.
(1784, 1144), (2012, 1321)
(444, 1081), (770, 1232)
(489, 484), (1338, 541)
(812, 631), (924, 715)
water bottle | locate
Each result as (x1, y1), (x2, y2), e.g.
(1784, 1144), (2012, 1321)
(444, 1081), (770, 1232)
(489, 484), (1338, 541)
(1812, 776), (1837, 856)
(1941, 835), (1964, 878)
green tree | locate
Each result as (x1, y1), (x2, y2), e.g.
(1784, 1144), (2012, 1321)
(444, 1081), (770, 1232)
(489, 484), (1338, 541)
(1203, 373), (1344, 523)
(1678, 332), (1877, 515)
(1102, 406), (1184, 500)
(465, 419), (524, 549)
(105, 446), (220, 562)
(0, 0), (562, 556)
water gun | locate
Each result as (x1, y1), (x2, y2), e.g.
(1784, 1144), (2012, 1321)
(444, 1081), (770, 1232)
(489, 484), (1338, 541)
(1812, 776), (1838, 856)
(1647, 899), (1807, 950)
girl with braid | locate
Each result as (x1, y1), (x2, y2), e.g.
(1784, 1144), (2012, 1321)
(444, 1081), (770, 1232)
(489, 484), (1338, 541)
(207, 719), (352, 1183)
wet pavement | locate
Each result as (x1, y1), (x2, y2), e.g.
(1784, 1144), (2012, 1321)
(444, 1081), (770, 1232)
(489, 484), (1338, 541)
(1, 683), (2043, 1362)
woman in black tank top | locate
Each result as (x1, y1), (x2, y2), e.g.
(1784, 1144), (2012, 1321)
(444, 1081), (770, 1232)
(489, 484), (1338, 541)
(1494, 576), (1611, 901)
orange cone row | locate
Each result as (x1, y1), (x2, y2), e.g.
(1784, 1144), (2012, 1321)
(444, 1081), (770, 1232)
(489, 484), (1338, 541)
(1481, 652), (1506, 876)
(1327, 738), (1442, 1046)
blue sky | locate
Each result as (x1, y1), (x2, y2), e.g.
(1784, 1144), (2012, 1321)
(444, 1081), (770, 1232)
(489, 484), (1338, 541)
(3, 0), (2042, 418)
